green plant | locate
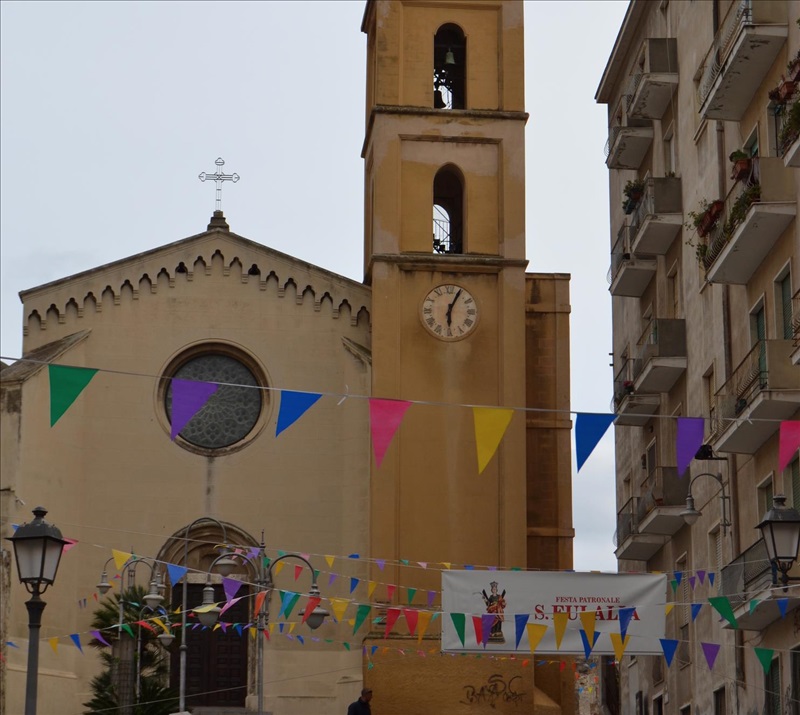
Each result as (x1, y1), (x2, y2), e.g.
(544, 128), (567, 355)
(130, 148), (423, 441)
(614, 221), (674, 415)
(721, 183), (761, 237)
(686, 198), (712, 230)
(728, 149), (748, 162)
(777, 100), (800, 153)
(623, 178), (645, 199)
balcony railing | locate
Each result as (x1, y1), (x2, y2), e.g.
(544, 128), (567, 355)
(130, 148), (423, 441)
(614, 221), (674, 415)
(608, 224), (657, 297)
(698, 0), (752, 107)
(641, 467), (687, 512)
(625, 39), (679, 120)
(793, 289), (800, 348)
(615, 497), (639, 547)
(629, 177), (683, 255)
(720, 539), (772, 606)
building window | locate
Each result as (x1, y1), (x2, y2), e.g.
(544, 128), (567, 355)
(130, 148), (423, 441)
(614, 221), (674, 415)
(758, 477), (775, 518)
(765, 656), (781, 715)
(163, 348), (264, 451)
(777, 271), (793, 339)
(433, 24), (465, 110)
(679, 706), (691, 715)
(433, 165), (464, 254)
(713, 686), (726, 715)
(653, 694), (664, 715)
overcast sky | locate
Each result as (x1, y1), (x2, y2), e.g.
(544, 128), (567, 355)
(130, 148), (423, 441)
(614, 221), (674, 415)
(0, 0), (628, 572)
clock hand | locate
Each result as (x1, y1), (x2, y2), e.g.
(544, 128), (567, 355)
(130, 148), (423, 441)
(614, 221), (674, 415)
(445, 289), (462, 326)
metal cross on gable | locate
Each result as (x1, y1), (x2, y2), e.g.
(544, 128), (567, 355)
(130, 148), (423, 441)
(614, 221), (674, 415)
(198, 157), (240, 211)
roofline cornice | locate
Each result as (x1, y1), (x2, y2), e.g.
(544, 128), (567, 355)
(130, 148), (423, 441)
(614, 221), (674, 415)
(595, 0), (645, 105)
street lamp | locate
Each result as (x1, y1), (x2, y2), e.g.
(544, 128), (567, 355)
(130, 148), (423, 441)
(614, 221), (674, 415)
(756, 495), (800, 591)
(680, 472), (731, 533)
(208, 542), (328, 715)
(134, 604), (174, 704)
(8, 507), (67, 715)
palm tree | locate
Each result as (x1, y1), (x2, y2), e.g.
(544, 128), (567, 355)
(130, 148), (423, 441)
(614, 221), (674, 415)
(83, 586), (178, 715)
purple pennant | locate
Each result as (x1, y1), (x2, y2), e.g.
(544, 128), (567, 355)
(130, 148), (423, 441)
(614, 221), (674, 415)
(223, 578), (243, 602)
(427, 590), (436, 607)
(328, 573), (337, 587)
(697, 570), (706, 584)
(689, 576), (697, 590)
(91, 630), (111, 647)
(778, 598), (789, 618)
(660, 639), (679, 667)
(376, 559), (385, 571)
(677, 417), (705, 477)
(219, 622), (228, 633)
(70, 634), (84, 653)
(170, 379), (218, 440)
(481, 614), (495, 646)
(691, 603), (702, 621)
(618, 607), (636, 640)
(514, 614), (529, 649)
(701, 642), (720, 670)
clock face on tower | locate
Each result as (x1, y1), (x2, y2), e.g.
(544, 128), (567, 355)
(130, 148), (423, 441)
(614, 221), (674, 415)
(420, 284), (479, 340)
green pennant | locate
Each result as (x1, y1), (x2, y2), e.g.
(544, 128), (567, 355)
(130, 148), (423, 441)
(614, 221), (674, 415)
(353, 604), (371, 634)
(450, 613), (466, 646)
(49, 364), (98, 426)
(284, 592), (301, 618)
(407, 587), (416, 604)
(749, 599), (759, 615)
(670, 579), (679, 593)
(754, 647), (774, 674)
(343, 642), (351, 651)
(313, 569), (320, 581)
(708, 596), (738, 629)
(119, 623), (134, 638)
(510, 567), (522, 572)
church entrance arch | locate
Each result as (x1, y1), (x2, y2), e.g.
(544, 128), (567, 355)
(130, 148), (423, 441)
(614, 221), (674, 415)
(157, 519), (259, 709)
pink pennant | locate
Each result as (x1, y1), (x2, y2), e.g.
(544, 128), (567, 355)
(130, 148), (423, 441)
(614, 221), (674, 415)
(62, 538), (78, 553)
(294, 565), (302, 581)
(220, 596), (243, 616)
(387, 584), (396, 601)
(779, 421), (800, 471)
(384, 608), (401, 639)
(170, 379), (218, 440)
(369, 399), (412, 468)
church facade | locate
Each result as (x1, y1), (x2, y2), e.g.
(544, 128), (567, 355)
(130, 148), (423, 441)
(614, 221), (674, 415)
(0, 2), (575, 714)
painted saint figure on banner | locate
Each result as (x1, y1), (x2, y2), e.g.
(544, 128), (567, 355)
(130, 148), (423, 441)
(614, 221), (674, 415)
(481, 581), (506, 642)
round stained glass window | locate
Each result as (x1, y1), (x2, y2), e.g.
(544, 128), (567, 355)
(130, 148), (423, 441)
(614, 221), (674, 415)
(165, 353), (262, 449)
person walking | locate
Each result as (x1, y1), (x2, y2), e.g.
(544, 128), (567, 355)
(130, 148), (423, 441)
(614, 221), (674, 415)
(347, 687), (373, 715)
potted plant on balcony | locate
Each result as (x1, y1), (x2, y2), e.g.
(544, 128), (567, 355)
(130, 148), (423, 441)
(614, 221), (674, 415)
(622, 178), (646, 214)
(729, 149), (752, 182)
(777, 100), (800, 156)
(769, 75), (797, 104)
(686, 198), (724, 238)
(721, 183), (761, 238)
(788, 50), (800, 83)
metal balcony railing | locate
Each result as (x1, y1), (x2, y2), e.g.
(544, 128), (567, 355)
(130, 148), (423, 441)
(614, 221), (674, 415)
(793, 289), (800, 348)
(611, 360), (634, 411)
(697, 0), (753, 106)
(633, 318), (687, 373)
(720, 539), (772, 605)
(614, 497), (639, 547)
(608, 224), (634, 284)
(639, 467), (687, 520)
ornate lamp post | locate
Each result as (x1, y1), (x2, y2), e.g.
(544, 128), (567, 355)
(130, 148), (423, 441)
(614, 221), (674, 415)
(8, 507), (67, 715)
(134, 604), (174, 704)
(206, 541), (328, 715)
(680, 472), (731, 533)
(756, 495), (800, 591)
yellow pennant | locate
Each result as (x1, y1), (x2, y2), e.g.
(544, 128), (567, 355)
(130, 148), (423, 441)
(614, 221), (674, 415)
(417, 611), (433, 643)
(325, 555), (335, 568)
(273, 561), (285, 576)
(579, 612), (596, 646)
(526, 624), (547, 654)
(152, 617), (168, 633)
(472, 407), (514, 474)
(249, 627), (257, 640)
(213, 623), (221, 631)
(368, 581), (377, 599)
(195, 602), (219, 614)
(49, 637), (59, 654)
(665, 603), (675, 616)
(329, 598), (349, 623)
(441, 562), (451, 570)
(288, 622), (296, 634)
(269, 623), (276, 635)
(552, 612), (569, 650)
(112, 549), (132, 571)
(609, 632), (630, 661)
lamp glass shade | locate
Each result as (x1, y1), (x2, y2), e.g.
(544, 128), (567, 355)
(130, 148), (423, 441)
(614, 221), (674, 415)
(757, 495), (800, 564)
(213, 556), (239, 578)
(306, 604), (328, 630)
(143, 590), (164, 610)
(157, 632), (175, 648)
(10, 508), (66, 585)
(197, 608), (220, 628)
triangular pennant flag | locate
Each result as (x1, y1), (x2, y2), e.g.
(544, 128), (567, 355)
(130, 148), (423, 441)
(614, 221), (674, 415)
(254, 591), (267, 616)
(708, 596), (738, 628)
(755, 647), (774, 674)
(49, 364), (98, 426)
(167, 564), (188, 586)
(676, 417), (704, 477)
(749, 599), (759, 615)
(120, 623), (134, 638)
(691, 603), (702, 621)
(350, 577), (360, 594)
(70, 634), (83, 653)
(376, 559), (386, 570)
(674, 571), (683, 586)
(575, 413), (616, 471)
(136, 620), (156, 633)
(384, 607), (401, 638)
(618, 607), (636, 640)
(689, 576), (697, 590)
(579, 629), (600, 658)
(525, 624), (547, 654)
(579, 612), (597, 647)
(294, 565), (303, 581)
(553, 612), (569, 650)
(450, 613), (466, 647)
(369, 398), (412, 468)
(779, 421), (800, 471)
(112, 549), (131, 571)
(220, 596), (243, 617)
(609, 633), (630, 661)
(223, 578), (243, 603)
(275, 390), (322, 436)
(473, 407), (514, 474)
(62, 538), (78, 553)
(330, 598), (349, 623)
(91, 630), (112, 647)
(660, 639), (679, 667)
(514, 614), (529, 649)
(368, 581), (377, 599)
(701, 642), (720, 670)
(170, 378), (219, 439)
(708, 572), (716, 587)
(325, 555), (335, 568)
(283, 592), (301, 618)
(417, 611), (433, 643)
(353, 605), (371, 634)
(670, 579), (678, 594)
(49, 637), (59, 654)
(407, 587), (416, 604)
(297, 635), (304, 645)
(427, 590), (436, 607)
(152, 618), (169, 633)
(778, 598), (789, 618)
(472, 616), (483, 646)
(697, 569), (706, 584)
(481, 614), (495, 646)
(404, 609), (419, 636)
(301, 596), (321, 624)
(328, 573), (337, 587)
(279, 591), (293, 617)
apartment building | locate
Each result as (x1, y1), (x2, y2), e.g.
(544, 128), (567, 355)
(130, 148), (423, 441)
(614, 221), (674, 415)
(597, 2), (800, 714)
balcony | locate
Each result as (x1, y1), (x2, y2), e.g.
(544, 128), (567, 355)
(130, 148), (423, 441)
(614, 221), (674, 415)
(710, 340), (800, 454)
(637, 467), (689, 536)
(625, 39), (679, 120)
(720, 539), (799, 630)
(615, 497), (667, 561)
(612, 362), (660, 427)
(697, 1), (788, 120)
(608, 225), (657, 298)
(630, 176), (683, 255)
(704, 158), (796, 285)
(605, 121), (653, 170)
(792, 290), (800, 366)
(633, 319), (687, 394)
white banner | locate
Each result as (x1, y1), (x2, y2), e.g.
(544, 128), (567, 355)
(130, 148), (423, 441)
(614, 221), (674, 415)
(441, 570), (666, 655)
